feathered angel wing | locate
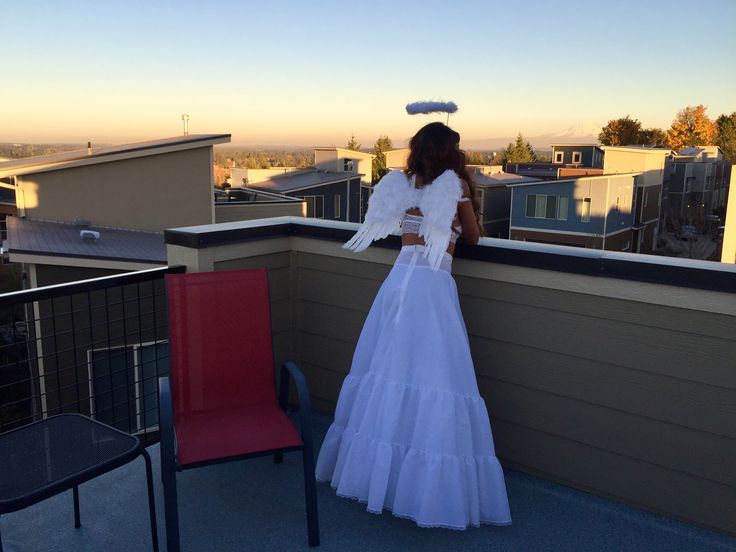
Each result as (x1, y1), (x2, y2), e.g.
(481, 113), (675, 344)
(417, 169), (463, 270)
(343, 170), (418, 252)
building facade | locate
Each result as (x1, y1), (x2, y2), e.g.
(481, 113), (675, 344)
(509, 174), (639, 251)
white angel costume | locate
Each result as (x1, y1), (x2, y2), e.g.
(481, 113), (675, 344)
(315, 169), (511, 529)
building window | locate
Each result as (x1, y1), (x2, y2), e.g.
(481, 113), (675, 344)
(303, 195), (324, 218)
(88, 341), (170, 433)
(554, 151), (564, 164)
(558, 197), (569, 220)
(572, 151), (582, 164)
(525, 194), (569, 220)
(581, 197), (591, 222)
(343, 159), (354, 172)
(334, 194), (341, 219)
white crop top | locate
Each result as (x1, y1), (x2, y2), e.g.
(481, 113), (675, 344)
(400, 196), (469, 244)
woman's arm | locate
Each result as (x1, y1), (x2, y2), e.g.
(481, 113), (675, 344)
(457, 180), (481, 245)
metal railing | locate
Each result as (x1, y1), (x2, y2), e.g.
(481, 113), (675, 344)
(0, 265), (185, 445)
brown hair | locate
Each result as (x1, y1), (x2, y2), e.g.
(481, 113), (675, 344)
(405, 122), (482, 228)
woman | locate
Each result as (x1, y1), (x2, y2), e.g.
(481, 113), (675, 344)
(315, 123), (511, 530)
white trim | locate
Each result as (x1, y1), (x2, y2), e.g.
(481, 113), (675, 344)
(0, 136), (231, 179)
(554, 151), (564, 164)
(256, 176), (357, 193)
(572, 151), (582, 164)
(510, 226), (601, 237)
(8, 253), (164, 272)
(28, 264), (48, 416)
(605, 226), (633, 238)
(346, 179), (350, 221)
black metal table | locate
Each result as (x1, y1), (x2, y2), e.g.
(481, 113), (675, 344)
(0, 413), (158, 551)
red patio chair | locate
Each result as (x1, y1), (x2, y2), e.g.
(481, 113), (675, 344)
(158, 268), (319, 551)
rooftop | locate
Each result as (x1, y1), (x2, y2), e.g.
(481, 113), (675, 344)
(2, 412), (733, 552)
(6, 217), (166, 266)
(249, 169), (365, 193)
(0, 134), (231, 178)
(474, 172), (540, 187)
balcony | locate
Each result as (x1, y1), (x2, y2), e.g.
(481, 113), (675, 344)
(1, 217), (735, 550)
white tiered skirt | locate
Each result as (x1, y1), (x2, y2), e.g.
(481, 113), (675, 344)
(315, 245), (512, 529)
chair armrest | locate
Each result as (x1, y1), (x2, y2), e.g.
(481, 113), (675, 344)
(158, 376), (177, 468)
(279, 361), (314, 448)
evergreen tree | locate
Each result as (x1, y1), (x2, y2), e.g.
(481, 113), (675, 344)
(715, 112), (736, 161)
(346, 134), (361, 151)
(666, 105), (716, 152)
(502, 133), (537, 164)
(372, 135), (393, 182)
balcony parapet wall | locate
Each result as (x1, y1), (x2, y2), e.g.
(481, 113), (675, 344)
(166, 217), (736, 535)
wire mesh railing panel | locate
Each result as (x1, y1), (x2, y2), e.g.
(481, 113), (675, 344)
(0, 266), (184, 446)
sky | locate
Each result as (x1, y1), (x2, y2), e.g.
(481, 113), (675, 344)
(3, 0), (736, 148)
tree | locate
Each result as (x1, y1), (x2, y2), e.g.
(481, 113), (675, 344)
(372, 135), (393, 182)
(715, 112), (736, 162)
(501, 133), (537, 164)
(638, 127), (668, 147)
(346, 134), (361, 151)
(598, 116), (642, 146)
(666, 105), (716, 152)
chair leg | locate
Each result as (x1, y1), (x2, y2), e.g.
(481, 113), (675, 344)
(73, 485), (81, 528)
(161, 457), (180, 552)
(273, 452), (283, 464)
(141, 449), (160, 552)
(301, 446), (320, 547)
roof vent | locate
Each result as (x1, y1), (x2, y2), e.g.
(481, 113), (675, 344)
(80, 230), (100, 240)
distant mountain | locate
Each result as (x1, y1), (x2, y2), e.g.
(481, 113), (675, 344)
(463, 121), (602, 151)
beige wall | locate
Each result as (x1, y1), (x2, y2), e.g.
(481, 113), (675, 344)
(721, 170), (736, 263)
(231, 167), (302, 186)
(215, 202), (305, 223)
(171, 231), (736, 533)
(16, 147), (214, 231)
(167, 228), (736, 534)
(385, 149), (409, 170)
(314, 149), (373, 184)
(603, 148), (668, 188)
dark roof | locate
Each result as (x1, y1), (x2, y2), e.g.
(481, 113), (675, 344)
(474, 173), (541, 187)
(249, 169), (364, 193)
(6, 217), (166, 264)
(0, 134), (231, 178)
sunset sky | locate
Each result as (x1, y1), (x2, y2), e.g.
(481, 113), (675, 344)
(4, 0), (735, 148)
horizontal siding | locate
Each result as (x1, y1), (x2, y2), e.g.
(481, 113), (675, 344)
(478, 377), (736, 486)
(460, 295), (735, 389)
(206, 245), (736, 533)
(493, 420), (736, 533)
(456, 274), (736, 341)
(470, 336), (736, 439)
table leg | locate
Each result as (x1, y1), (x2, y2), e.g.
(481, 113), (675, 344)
(73, 485), (81, 528)
(141, 449), (160, 552)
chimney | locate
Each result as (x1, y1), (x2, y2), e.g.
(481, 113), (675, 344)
(87, 141), (92, 155)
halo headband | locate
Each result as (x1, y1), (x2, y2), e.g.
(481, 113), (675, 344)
(405, 101), (458, 115)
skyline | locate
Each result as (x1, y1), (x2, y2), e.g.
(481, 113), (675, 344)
(3, 0), (735, 148)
